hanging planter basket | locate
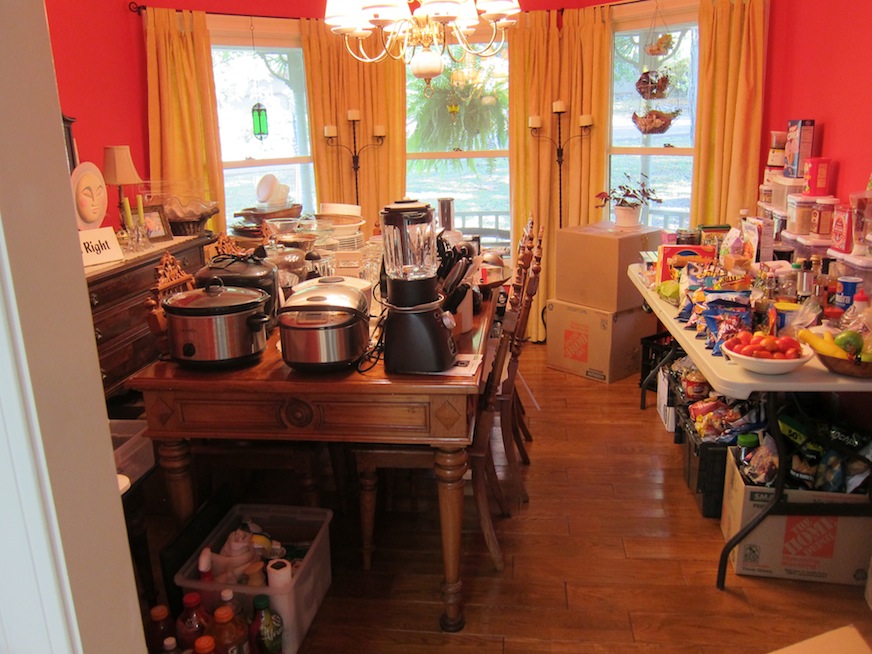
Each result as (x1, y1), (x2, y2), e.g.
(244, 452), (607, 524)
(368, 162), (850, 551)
(635, 70), (671, 100)
(645, 33), (674, 56)
(632, 109), (681, 135)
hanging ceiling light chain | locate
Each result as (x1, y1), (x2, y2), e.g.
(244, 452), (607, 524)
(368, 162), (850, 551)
(324, 0), (520, 90)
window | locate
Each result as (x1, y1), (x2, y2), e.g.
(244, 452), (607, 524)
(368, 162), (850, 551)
(608, 4), (698, 229)
(405, 47), (511, 252)
(208, 17), (316, 217)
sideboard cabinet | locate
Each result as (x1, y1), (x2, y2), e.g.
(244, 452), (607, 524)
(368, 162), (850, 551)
(85, 234), (215, 397)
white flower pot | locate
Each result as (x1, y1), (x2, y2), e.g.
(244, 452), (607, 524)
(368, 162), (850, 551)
(614, 205), (642, 227)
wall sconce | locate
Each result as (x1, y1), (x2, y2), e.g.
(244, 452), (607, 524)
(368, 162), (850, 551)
(323, 110), (386, 206)
(529, 102), (593, 228)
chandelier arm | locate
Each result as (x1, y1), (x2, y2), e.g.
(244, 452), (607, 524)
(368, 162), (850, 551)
(450, 21), (503, 58)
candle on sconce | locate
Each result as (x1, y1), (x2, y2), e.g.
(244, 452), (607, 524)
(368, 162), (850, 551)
(136, 194), (145, 226)
(347, 109), (361, 122)
(552, 100), (566, 114)
(578, 114), (594, 128)
(528, 116), (542, 129)
(324, 125), (338, 138)
(373, 125), (386, 137)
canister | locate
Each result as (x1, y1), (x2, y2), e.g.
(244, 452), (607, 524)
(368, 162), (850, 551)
(786, 194), (818, 235)
(774, 301), (801, 333)
(811, 197), (839, 235)
(759, 184), (773, 204)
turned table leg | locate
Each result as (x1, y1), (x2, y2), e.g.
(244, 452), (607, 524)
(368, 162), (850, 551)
(434, 446), (468, 633)
(157, 439), (195, 526)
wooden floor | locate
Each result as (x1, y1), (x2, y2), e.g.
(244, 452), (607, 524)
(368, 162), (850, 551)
(142, 342), (872, 653)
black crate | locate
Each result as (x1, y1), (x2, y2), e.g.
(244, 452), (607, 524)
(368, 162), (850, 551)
(640, 331), (677, 391)
(678, 407), (728, 518)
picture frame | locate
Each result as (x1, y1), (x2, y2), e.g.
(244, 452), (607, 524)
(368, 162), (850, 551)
(141, 204), (174, 243)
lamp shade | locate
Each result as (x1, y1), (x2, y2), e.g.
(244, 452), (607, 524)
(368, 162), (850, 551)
(102, 145), (143, 186)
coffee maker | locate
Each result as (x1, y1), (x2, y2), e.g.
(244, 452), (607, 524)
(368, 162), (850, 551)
(380, 198), (457, 373)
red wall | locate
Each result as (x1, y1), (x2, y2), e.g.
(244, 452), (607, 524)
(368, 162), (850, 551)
(762, 0), (872, 200)
(45, 0), (872, 228)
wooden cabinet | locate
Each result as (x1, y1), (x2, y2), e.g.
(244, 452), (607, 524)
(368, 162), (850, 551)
(85, 234), (215, 396)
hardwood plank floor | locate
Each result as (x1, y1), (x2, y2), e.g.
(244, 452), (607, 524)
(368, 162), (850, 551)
(141, 342), (872, 653)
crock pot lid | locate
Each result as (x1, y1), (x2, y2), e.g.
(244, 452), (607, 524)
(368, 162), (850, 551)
(163, 285), (268, 314)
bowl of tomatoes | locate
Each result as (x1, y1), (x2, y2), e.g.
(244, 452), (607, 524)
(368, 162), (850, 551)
(722, 331), (814, 375)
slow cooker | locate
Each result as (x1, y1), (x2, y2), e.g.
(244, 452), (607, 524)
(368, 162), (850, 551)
(161, 280), (270, 368)
(277, 280), (370, 372)
(195, 250), (279, 331)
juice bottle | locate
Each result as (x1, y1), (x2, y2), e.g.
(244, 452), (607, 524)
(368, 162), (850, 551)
(194, 635), (217, 654)
(176, 592), (212, 651)
(249, 594), (283, 654)
(208, 605), (250, 654)
(146, 604), (175, 654)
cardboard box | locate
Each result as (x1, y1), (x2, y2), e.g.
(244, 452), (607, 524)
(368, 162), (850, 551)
(769, 625), (872, 653)
(720, 451), (872, 585)
(545, 299), (658, 383)
(746, 215), (775, 263)
(555, 223), (661, 313)
(784, 119), (815, 178)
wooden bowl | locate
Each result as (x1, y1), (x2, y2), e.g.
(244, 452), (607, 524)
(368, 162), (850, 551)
(816, 353), (872, 378)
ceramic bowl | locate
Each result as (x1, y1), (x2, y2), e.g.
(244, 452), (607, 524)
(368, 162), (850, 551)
(723, 345), (814, 375)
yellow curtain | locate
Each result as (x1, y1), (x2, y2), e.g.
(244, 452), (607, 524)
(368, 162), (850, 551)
(691, 0), (766, 227)
(145, 9), (225, 233)
(508, 8), (611, 342)
(301, 19), (406, 237)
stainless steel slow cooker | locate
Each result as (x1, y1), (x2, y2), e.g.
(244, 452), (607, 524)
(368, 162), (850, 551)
(161, 280), (270, 367)
(194, 250), (279, 331)
(277, 280), (370, 372)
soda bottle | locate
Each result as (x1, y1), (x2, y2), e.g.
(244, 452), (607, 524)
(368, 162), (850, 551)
(146, 604), (175, 654)
(176, 592), (212, 651)
(219, 588), (246, 623)
(162, 636), (183, 653)
(194, 635), (217, 654)
(208, 605), (250, 654)
(249, 594), (283, 654)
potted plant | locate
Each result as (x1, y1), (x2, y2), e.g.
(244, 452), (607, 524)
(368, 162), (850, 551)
(596, 173), (662, 226)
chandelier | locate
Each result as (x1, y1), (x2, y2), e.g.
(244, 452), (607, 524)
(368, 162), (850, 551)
(324, 0), (520, 92)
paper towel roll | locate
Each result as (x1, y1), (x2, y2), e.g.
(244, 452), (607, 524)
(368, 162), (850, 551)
(266, 558), (294, 653)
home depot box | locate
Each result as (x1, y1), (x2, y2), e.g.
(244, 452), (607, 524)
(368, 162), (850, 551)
(545, 299), (658, 383)
(720, 451), (872, 585)
(555, 222), (661, 313)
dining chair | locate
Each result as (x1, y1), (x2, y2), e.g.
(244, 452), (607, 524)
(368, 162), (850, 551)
(352, 226), (542, 572)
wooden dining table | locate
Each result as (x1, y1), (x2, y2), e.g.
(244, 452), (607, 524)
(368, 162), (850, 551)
(127, 298), (495, 632)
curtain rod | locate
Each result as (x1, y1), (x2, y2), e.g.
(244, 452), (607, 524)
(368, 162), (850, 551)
(127, 2), (311, 19)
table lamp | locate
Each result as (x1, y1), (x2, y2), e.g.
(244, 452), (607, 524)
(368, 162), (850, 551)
(102, 145), (143, 222)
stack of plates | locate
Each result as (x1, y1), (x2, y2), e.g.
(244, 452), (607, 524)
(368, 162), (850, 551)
(336, 233), (365, 250)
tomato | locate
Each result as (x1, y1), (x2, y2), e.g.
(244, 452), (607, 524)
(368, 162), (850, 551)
(772, 351), (786, 359)
(760, 335), (779, 352)
(752, 349), (773, 359)
(750, 334), (765, 346)
(783, 347), (801, 359)
(737, 330), (753, 345)
(724, 337), (742, 352)
(776, 336), (801, 353)
(741, 344), (763, 356)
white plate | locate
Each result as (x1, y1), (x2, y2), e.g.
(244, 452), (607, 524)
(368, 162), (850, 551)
(723, 344), (814, 375)
(332, 220), (366, 237)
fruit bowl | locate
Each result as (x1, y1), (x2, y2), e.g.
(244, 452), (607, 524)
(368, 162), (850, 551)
(723, 345), (814, 375)
(815, 353), (872, 378)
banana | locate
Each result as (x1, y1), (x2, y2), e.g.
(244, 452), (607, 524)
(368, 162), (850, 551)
(797, 328), (850, 360)
(823, 331), (835, 343)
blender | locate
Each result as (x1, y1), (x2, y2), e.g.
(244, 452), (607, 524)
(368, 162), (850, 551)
(380, 198), (457, 373)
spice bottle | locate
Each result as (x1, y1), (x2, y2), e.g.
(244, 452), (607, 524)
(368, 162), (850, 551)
(249, 594), (284, 654)
(208, 605), (250, 654)
(176, 592), (213, 651)
(146, 605), (175, 654)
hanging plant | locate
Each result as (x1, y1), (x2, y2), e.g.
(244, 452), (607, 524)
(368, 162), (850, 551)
(635, 70), (671, 100)
(632, 109), (681, 135)
(645, 33), (674, 56)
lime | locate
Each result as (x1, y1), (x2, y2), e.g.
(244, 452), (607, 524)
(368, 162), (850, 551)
(834, 330), (864, 356)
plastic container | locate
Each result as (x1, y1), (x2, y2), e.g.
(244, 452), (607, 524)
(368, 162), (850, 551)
(811, 197), (839, 235)
(110, 419), (154, 487)
(175, 505), (332, 654)
(771, 174), (805, 212)
(787, 193), (824, 235)
(802, 157), (831, 195)
(759, 184), (773, 204)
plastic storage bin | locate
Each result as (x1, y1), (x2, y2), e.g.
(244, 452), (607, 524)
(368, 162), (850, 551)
(174, 504), (333, 654)
(110, 419), (154, 486)
(678, 407), (727, 518)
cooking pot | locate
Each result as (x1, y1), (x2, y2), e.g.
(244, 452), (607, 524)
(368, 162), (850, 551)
(195, 249), (279, 331)
(277, 280), (370, 372)
(291, 275), (374, 313)
(162, 279), (270, 368)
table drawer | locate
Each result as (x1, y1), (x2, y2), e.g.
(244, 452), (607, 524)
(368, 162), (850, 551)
(93, 292), (153, 349)
(99, 326), (161, 396)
